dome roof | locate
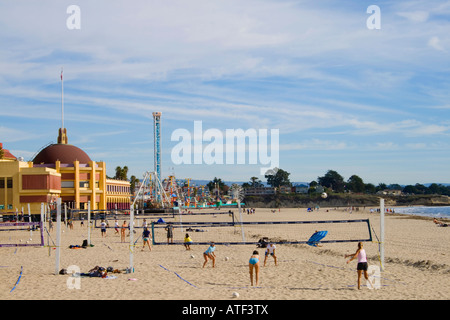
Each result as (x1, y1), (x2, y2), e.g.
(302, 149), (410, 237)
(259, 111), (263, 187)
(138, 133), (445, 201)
(33, 143), (92, 164)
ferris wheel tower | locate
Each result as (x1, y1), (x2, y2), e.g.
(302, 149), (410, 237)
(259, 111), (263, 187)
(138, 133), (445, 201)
(153, 112), (162, 185)
(153, 112), (162, 202)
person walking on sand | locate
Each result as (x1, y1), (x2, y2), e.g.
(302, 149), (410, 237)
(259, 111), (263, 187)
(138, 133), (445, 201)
(203, 242), (216, 268)
(121, 221), (127, 243)
(100, 219), (107, 238)
(264, 243), (277, 266)
(249, 250), (260, 286)
(165, 223), (174, 244)
(114, 219), (119, 234)
(142, 227), (152, 251)
(345, 242), (373, 289)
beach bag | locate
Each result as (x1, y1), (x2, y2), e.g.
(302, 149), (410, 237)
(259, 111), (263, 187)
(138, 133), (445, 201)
(257, 237), (268, 248)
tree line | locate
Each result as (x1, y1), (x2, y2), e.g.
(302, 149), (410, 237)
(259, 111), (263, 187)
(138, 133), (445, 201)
(231, 168), (450, 196)
(111, 164), (450, 197)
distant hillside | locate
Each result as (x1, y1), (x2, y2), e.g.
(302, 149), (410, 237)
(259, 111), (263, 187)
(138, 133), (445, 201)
(243, 193), (450, 208)
(190, 180), (310, 187)
(190, 180), (450, 188)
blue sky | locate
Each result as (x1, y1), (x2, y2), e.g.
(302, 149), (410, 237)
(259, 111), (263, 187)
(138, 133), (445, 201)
(1, 0), (449, 185)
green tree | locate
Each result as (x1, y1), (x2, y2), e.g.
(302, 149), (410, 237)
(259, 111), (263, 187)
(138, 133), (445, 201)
(428, 183), (440, 194)
(130, 175), (139, 194)
(318, 170), (345, 192)
(388, 184), (402, 190)
(365, 183), (376, 194)
(242, 177), (264, 189)
(249, 176), (264, 188)
(207, 177), (225, 196)
(309, 180), (318, 188)
(241, 182), (251, 189)
(376, 183), (387, 192)
(347, 175), (365, 193)
(265, 168), (291, 188)
(308, 180), (319, 194)
(403, 185), (417, 194)
(115, 166), (128, 180)
(414, 183), (428, 194)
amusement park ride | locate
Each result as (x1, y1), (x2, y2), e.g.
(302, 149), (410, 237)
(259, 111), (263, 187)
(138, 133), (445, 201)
(131, 112), (238, 210)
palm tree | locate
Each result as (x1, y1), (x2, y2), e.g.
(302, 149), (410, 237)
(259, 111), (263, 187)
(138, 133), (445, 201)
(121, 166), (128, 180)
(115, 166), (129, 181)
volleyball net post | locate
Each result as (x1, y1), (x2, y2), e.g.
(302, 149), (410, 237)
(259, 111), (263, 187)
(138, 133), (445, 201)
(87, 201), (91, 246)
(237, 200), (245, 242)
(54, 198), (62, 275)
(129, 207), (135, 273)
(380, 198), (385, 271)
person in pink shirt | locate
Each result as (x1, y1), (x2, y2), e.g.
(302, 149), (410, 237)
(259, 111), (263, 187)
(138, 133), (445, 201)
(345, 242), (373, 289)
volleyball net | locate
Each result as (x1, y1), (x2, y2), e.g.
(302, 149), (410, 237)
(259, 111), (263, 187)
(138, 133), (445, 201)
(0, 222), (44, 247)
(93, 210), (236, 228)
(150, 219), (373, 246)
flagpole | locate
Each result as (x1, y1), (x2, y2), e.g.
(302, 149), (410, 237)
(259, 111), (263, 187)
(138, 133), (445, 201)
(61, 67), (64, 130)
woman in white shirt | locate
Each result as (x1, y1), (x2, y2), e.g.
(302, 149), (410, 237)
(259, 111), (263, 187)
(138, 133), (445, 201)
(264, 243), (278, 266)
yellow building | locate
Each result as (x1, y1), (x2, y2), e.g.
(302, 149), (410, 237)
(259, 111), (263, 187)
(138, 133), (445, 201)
(0, 129), (130, 216)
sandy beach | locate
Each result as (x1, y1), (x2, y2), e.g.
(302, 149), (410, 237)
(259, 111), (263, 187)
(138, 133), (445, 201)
(1, 207), (449, 301)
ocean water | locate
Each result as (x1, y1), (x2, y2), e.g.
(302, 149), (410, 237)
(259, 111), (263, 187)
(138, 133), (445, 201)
(394, 206), (450, 219)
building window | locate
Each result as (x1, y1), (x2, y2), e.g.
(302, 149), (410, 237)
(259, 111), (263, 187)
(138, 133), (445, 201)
(79, 181), (90, 188)
(62, 181), (75, 188)
(7, 178), (12, 188)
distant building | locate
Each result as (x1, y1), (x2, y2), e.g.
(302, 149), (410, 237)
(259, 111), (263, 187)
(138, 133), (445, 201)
(294, 185), (309, 194)
(0, 129), (130, 216)
(377, 189), (402, 196)
(244, 187), (276, 196)
(277, 185), (292, 194)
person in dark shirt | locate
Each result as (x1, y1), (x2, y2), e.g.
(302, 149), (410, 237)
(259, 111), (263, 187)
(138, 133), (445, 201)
(142, 227), (152, 251)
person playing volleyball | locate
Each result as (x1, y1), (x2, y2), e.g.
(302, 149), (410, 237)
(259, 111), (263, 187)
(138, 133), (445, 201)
(264, 243), (277, 266)
(202, 242), (216, 268)
(249, 250), (260, 286)
(345, 242), (373, 289)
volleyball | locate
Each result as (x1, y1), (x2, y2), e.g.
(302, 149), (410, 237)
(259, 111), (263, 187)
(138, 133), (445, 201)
(225, 257), (229, 261)
(232, 292), (239, 298)
(321, 192), (328, 199)
(190, 254), (195, 259)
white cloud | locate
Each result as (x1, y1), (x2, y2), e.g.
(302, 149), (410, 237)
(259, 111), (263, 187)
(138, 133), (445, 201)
(280, 139), (350, 151)
(397, 11), (430, 23)
(373, 142), (399, 150)
(428, 36), (446, 51)
(0, 126), (37, 143)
